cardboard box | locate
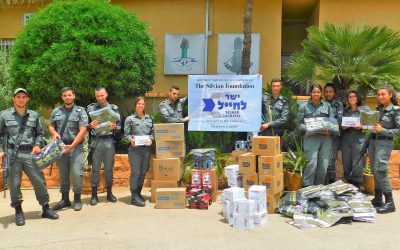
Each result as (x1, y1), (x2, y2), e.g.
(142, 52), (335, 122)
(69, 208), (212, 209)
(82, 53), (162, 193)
(154, 123), (184, 141)
(267, 193), (281, 214)
(156, 141), (185, 158)
(223, 187), (245, 203)
(234, 199), (255, 216)
(153, 158), (182, 181)
(155, 188), (186, 209)
(191, 171), (202, 187)
(258, 154), (283, 176)
(252, 136), (280, 156)
(243, 174), (259, 191)
(150, 180), (178, 203)
(259, 173), (284, 195)
(238, 153), (257, 174)
(248, 185), (267, 202)
(233, 214), (255, 230)
(231, 150), (249, 163)
(253, 211), (268, 226)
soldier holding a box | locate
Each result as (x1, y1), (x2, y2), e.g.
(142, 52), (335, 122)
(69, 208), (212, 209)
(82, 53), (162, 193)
(87, 87), (120, 206)
(0, 88), (59, 226)
(124, 96), (154, 207)
(158, 86), (189, 123)
(49, 87), (89, 211)
(259, 78), (289, 137)
(297, 84), (334, 187)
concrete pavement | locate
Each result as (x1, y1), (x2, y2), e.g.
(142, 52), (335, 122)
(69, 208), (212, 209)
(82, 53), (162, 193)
(1, 188), (400, 250)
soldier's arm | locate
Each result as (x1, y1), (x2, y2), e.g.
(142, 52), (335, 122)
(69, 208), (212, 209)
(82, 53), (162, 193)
(124, 116), (134, 140)
(261, 95), (270, 124)
(158, 104), (185, 123)
(180, 96), (188, 106)
(380, 109), (400, 137)
(269, 101), (289, 128)
(71, 109), (89, 146)
(114, 110), (122, 134)
(34, 115), (44, 147)
(296, 104), (306, 132)
(149, 117), (155, 141)
(48, 110), (60, 139)
(0, 114), (5, 153)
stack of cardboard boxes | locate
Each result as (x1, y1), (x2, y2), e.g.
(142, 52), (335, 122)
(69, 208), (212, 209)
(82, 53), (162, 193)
(236, 136), (284, 214)
(152, 123), (186, 208)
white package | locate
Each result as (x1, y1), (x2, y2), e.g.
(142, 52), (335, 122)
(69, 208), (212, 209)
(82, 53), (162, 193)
(253, 211), (268, 226)
(234, 199), (255, 216)
(223, 187), (245, 203)
(233, 214), (255, 230)
(248, 185), (267, 201)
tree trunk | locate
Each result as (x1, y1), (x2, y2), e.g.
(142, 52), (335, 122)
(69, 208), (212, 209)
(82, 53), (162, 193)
(241, 0), (253, 75)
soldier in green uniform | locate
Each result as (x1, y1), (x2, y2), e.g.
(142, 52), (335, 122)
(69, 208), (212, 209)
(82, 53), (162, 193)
(341, 90), (365, 188)
(297, 84), (334, 187)
(87, 87), (120, 206)
(158, 86), (189, 123)
(0, 88), (58, 226)
(369, 86), (399, 214)
(49, 87), (88, 211)
(259, 78), (289, 137)
(324, 83), (344, 184)
(124, 97), (154, 207)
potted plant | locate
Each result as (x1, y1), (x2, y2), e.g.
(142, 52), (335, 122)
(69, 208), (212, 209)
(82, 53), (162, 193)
(283, 136), (307, 191)
(362, 164), (374, 195)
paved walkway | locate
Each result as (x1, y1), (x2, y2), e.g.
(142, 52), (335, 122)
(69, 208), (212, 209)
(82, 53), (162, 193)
(1, 188), (400, 250)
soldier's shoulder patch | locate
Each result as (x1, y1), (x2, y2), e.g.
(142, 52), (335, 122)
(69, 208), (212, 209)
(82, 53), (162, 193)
(111, 104), (118, 110)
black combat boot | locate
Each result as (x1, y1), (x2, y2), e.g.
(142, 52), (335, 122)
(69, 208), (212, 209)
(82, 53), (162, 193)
(15, 205), (25, 226)
(73, 193), (82, 211)
(371, 189), (384, 208)
(131, 190), (145, 207)
(377, 192), (396, 214)
(106, 186), (117, 203)
(90, 186), (98, 206)
(41, 204), (59, 220)
(52, 192), (72, 211)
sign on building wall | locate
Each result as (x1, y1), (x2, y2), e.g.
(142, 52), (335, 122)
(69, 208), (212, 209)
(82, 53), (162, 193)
(164, 34), (206, 75)
(23, 12), (34, 27)
(217, 33), (260, 75)
(188, 75), (262, 132)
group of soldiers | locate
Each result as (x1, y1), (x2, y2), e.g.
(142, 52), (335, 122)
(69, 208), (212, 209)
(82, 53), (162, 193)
(0, 79), (398, 226)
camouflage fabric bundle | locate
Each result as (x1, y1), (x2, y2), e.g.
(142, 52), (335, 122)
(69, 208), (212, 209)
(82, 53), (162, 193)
(279, 181), (375, 229)
(191, 148), (215, 170)
(34, 139), (65, 170)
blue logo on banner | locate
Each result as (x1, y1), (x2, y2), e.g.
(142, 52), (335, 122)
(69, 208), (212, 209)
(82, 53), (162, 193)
(202, 98), (215, 112)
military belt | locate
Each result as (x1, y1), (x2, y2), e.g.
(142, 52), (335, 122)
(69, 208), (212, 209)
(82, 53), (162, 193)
(98, 134), (114, 139)
(371, 135), (393, 141)
(62, 140), (82, 145)
(9, 145), (33, 151)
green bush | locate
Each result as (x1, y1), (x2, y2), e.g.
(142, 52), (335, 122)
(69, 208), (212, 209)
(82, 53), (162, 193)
(11, 0), (156, 108)
(0, 51), (12, 110)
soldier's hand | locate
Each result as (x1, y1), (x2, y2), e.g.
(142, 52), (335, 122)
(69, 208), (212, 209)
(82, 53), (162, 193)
(322, 128), (330, 135)
(184, 116), (190, 122)
(146, 139), (153, 146)
(356, 122), (363, 130)
(63, 145), (73, 154)
(374, 123), (382, 133)
(110, 122), (117, 130)
(89, 120), (99, 129)
(130, 139), (136, 147)
(0, 152), (3, 165)
(32, 146), (41, 155)
(259, 123), (268, 132)
(53, 133), (61, 141)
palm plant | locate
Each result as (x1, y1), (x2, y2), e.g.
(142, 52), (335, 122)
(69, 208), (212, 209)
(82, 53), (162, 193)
(283, 135), (307, 175)
(284, 23), (400, 96)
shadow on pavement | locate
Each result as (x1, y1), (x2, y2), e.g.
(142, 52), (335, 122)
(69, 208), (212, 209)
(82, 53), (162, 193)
(0, 210), (43, 229)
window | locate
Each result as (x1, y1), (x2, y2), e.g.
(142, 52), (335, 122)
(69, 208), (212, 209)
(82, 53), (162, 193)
(0, 39), (15, 53)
